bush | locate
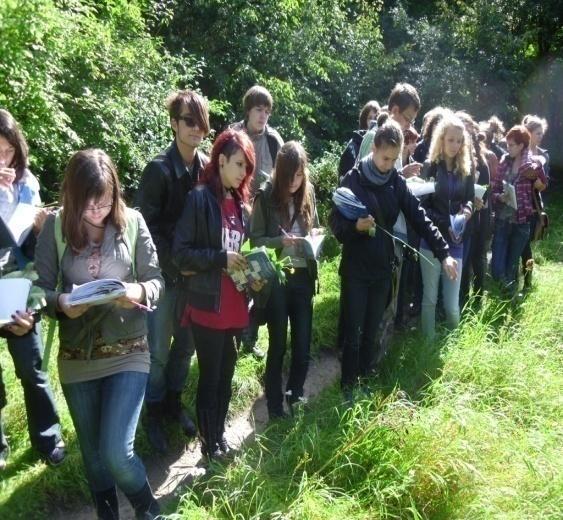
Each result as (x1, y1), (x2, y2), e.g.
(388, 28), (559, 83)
(0, 0), (195, 201)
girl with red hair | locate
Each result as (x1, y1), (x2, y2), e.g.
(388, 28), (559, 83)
(490, 125), (546, 295)
(173, 129), (259, 460)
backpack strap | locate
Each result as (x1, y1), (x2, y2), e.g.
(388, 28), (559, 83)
(54, 210), (66, 268)
(123, 207), (139, 279)
(266, 128), (280, 165)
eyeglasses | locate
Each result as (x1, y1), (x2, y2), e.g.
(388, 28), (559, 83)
(401, 112), (417, 126)
(177, 115), (200, 128)
(84, 202), (113, 213)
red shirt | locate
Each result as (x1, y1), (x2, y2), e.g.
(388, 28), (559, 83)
(185, 197), (249, 330)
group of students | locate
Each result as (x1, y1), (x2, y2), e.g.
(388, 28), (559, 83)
(0, 80), (549, 519)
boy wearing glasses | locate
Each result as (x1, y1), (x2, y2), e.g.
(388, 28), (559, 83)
(358, 83), (422, 178)
(231, 85), (284, 197)
(135, 90), (210, 453)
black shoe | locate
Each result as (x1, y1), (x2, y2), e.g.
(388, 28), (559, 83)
(241, 342), (265, 358)
(93, 486), (120, 520)
(45, 444), (66, 467)
(217, 436), (232, 455)
(268, 409), (289, 421)
(165, 391), (197, 437)
(125, 481), (160, 520)
(0, 447), (8, 471)
(145, 404), (168, 454)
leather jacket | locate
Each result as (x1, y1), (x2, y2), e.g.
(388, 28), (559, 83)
(173, 184), (247, 312)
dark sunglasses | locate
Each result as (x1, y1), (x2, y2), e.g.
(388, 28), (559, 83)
(176, 115), (200, 128)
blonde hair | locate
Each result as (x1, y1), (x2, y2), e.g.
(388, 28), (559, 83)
(428, 115), (471, 178)
(522, 114), (548, 134)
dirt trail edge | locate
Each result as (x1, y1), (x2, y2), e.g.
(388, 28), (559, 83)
(54, 349), (340, 520)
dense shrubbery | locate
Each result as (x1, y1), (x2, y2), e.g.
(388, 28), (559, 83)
(0, 0), (192, 200)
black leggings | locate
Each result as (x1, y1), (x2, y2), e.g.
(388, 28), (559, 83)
(191, 324), (239, 453)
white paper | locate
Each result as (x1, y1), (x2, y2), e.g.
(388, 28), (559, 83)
(406, 177), (436, 197)
(0, 203), (37, 248)
(295, 233), (326, 259)
(0, 278), (32, 326)
(502, 181), (518, 209)
(68, 278), (127, 306)
(474, 184), (487, 199)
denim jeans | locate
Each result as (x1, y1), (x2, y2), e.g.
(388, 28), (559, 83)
(146, 285), (194, 404)
(420, 248), (462, 340)
(491, 219), (530, 292)
(265, 269), (314, 414)
(1, 323), (62, 454)
(62, 371), (148, 495)
(191, 325), (239, 451)
(340, 275), (391, 389)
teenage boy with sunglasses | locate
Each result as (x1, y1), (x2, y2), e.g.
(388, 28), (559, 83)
(135, 90), (210, 453)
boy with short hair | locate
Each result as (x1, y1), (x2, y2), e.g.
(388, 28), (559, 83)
(135, 89), (210, 453)
(358, 83), (422, 178)
(231, 85), (284, 196)
(231, 85), (284, 357)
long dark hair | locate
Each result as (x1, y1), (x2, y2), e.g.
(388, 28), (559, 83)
(60, 149), (126, 252)
(0, 109), (29, 182)
(199, 128), (255, 204)
(271, 141), (314, 233)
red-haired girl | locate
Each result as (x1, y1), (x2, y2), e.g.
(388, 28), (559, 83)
(490, 125), (546, 294)
(173, 129), (259, 459)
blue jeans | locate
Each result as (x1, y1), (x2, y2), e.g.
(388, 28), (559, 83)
(491, 219), (530, 292)
(1, 323), (61, 454)
(62, 371), (148, 494)
(420, 248), (462, 340)
(146, 285), (194, 403)
(265, 269), (314, 413)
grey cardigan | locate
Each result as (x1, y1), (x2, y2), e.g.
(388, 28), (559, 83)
(35, 210), (164, 354)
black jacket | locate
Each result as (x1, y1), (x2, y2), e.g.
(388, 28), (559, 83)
(338, 130), (366, 182)
(134, 141), (208, 284)
(420, 160), (474, 241)
(329, 163), (449, 281)
(173, 185), (246, 313)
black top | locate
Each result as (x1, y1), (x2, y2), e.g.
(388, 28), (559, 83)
(420, 160), (475, 241)
(134, 140), (208, 284)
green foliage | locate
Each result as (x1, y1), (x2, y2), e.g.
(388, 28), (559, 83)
(156, 0), (388, 155)
(0, 0), (193, 201)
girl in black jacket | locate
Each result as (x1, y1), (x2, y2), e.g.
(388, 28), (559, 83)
(329, 121), (457, 398)
(173, 129), (261, 460)
(420, 114), (474, 340)
(249, 141), (321, 419)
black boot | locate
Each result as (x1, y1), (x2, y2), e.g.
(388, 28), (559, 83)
(165, 391), (197, 437)
(93, 487), (119, 520)
(197, 408), (220, 460)
(0, 410), (9, 471)
(216, 397), (232, 455)
(523, 259), (534, 291)
(125, 481), (160, 520)
(145, 403), (168, 454)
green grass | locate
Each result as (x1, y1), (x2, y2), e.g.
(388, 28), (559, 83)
(1, 194), (562, 519)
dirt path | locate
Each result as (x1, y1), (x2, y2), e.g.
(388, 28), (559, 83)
(54, 350), (340, 519)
